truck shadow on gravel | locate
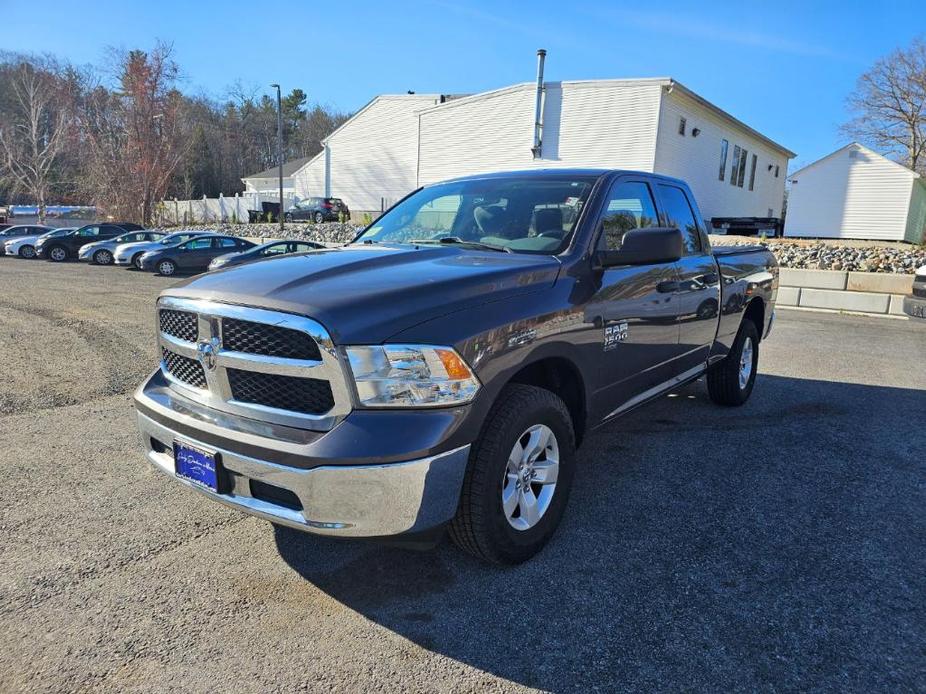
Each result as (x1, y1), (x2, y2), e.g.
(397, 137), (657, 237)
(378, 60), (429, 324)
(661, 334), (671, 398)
(274, 374), (925, 692)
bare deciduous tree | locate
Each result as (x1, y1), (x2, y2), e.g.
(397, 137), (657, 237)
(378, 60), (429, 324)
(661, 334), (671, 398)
(83, 43), (188, 223)
(0, 59), (70, 221)
(843, 38), (926, 173)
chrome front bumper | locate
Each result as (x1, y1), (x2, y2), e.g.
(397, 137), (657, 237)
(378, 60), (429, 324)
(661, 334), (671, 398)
(137, 410), (471, 537)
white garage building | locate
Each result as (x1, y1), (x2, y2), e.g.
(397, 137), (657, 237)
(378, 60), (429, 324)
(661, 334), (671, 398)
(291, 77), (795, 223)
(784, 143), (926, 243)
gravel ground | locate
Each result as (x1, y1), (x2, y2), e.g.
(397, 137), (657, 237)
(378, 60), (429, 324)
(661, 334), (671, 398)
(1, 258), (925, 692)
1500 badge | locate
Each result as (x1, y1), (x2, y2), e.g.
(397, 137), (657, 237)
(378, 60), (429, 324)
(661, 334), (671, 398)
(603, 321), (628, 350)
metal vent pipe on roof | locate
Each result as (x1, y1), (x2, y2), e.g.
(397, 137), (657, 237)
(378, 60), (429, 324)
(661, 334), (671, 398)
(531, 49), (546, 159)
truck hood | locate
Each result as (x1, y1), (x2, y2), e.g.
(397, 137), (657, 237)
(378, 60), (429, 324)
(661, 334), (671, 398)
(163, 244), (561, 343)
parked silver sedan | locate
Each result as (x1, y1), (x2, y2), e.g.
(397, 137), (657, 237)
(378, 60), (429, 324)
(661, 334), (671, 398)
(114, 231), (208, 269)
(79, 230), (165, 265)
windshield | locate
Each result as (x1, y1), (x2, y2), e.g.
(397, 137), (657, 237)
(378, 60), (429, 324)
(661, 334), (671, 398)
(353, 175), (597, 254)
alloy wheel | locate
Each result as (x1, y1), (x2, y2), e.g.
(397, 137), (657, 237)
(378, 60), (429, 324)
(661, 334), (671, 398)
(20, 245), (35, 259)
(95, 249), (113, 265)
(739, 336), (754, 389)
(158, 260), (176, 276)
(49, 247), (66, 262)
(502, 424), (560, 531)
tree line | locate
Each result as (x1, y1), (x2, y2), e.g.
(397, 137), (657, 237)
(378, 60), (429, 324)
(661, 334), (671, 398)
(0, 43), (349, 223)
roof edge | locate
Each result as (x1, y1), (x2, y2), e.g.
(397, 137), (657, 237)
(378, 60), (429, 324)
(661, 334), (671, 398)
(789, 141), (920, 179)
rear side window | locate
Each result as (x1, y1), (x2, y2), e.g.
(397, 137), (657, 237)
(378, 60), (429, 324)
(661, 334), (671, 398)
(216, 238), (239, 248)
(658, 185), (701, 255)
(599, 181), (659, 251)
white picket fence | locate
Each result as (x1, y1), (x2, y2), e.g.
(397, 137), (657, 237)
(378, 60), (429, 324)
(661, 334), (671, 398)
(155, 192), (299, 226)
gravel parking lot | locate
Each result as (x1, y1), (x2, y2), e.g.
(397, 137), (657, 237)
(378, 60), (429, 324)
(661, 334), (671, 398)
(1, 259), (924, 693)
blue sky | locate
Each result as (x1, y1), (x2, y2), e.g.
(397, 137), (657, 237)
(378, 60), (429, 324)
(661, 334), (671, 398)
(3, 0), (922, 170)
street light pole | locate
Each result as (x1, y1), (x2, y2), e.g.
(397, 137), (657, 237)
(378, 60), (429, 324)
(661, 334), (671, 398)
(270, 83), (284, 232)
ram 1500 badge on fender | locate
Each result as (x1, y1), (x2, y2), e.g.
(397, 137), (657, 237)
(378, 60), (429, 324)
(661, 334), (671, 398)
(134, 169), (778, 564)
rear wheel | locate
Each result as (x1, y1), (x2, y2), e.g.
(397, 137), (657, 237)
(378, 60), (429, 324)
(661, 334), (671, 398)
(707, 320), (759, 406)
(19, 245), (36, 259)
(449, 384), (576, 565)
(314, 212), (324, 224)
(157, 259), (177, 276)
(48, 246), (67, 262)
(93, 249), (113, 265)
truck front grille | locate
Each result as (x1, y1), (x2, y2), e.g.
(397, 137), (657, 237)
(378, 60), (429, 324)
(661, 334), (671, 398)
(162, 347), (206, 388)
(155, 298), (351, 431)
(221, 317), (321, 360)
(227, 369), (335, 414)
(159, 309), (198, 342)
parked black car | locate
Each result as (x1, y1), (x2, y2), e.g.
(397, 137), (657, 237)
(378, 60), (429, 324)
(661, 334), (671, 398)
(0, 225), (53, 255)
(207, 239), (325, 271)
(284, 197), (350, 223)
(138, 235), (255, 276)
(36, 222), (145, 261)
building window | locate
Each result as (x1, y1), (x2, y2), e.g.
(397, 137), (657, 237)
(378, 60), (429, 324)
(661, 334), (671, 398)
(719, 139), (729, 181)
(730, 146), (741, 187)
(737, 149), (748, 187)
(678, 117), (686, 136)
(748, 153), (757, 191)
(775, 165), (780, 178)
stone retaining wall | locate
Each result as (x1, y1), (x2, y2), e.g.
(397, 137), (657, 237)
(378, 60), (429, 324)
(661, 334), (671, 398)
(777, 269), (913, 316)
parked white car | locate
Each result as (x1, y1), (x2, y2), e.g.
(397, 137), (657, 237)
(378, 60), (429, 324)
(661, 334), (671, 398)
(4, 227), (75, 258)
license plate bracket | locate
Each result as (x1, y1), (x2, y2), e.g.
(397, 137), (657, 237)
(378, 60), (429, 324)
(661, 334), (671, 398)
(174, 441), (222, 492)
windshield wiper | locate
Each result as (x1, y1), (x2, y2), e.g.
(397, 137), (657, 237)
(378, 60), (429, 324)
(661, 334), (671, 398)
(409, 237), (512, 253)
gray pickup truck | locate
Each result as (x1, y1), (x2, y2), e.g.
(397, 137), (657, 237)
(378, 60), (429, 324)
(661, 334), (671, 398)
(134, 169), (777, 564)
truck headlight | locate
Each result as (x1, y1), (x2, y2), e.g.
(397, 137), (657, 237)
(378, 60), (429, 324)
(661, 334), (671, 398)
(345, 345), (480, 407)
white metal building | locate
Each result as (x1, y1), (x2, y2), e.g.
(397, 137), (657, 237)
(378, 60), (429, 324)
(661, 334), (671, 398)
(785, 143), (926, 243)
(290, 78), (794, 221)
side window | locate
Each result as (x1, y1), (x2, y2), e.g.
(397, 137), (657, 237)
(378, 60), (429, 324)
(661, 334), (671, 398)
(79, 226), (100, 237)
(737, 149), (748, 187)
(729, 146), (741, 187)
(294, 242), (316, 252)
(658, 185), (701, 255)
(215, 238), (238, 248)
(261, 243), (287, 256)
(599, 181), (659, 251)
(748, 154), (757, 191)
(719, 139), (729, 181)
(185, 238), (212, 250)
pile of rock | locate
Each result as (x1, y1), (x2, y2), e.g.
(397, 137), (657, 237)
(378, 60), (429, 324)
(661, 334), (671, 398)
(712, 238), (926, 274)
(153, 222), (362, 246)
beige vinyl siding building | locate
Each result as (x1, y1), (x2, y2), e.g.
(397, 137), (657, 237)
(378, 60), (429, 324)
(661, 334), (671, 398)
(785, 143), (926, 243)
(290, 78), (794, 222)
(292, 94), (443, 212)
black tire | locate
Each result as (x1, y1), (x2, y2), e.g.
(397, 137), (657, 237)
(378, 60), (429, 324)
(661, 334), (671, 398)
(131, 253), (144, 270)
(93, 249), (113, 265)
(157, 259), (177, 276)
(48, 245), (67, 262)
(707, 319), (759, 406)
(449, 384), (576, 565)
(314, 212), (324, 224)
(19, 245), (36, 259)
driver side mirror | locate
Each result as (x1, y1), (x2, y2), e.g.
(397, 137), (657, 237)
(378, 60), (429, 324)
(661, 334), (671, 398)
(594, 227), (683, 268)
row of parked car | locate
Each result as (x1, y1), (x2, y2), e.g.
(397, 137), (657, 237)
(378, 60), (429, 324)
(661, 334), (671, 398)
(0, 222), (325, 275)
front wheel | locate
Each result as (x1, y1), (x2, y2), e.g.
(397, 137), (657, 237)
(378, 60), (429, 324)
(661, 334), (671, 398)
(314, 212), (324, 224)
(157, 259), (177, 276)
(449, 384), (576, 565)
(48, 246), (67, 262)
(707, 320), (759, 406)
(19, 245), (36, 259)
(93, 249), (113, 265)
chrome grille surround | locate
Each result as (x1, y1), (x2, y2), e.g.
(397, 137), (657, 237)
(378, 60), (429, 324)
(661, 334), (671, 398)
(155, 296), (352, 431)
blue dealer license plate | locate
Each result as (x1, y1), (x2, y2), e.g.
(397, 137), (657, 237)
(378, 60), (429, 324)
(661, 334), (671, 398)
(174, 441), (219, 492)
